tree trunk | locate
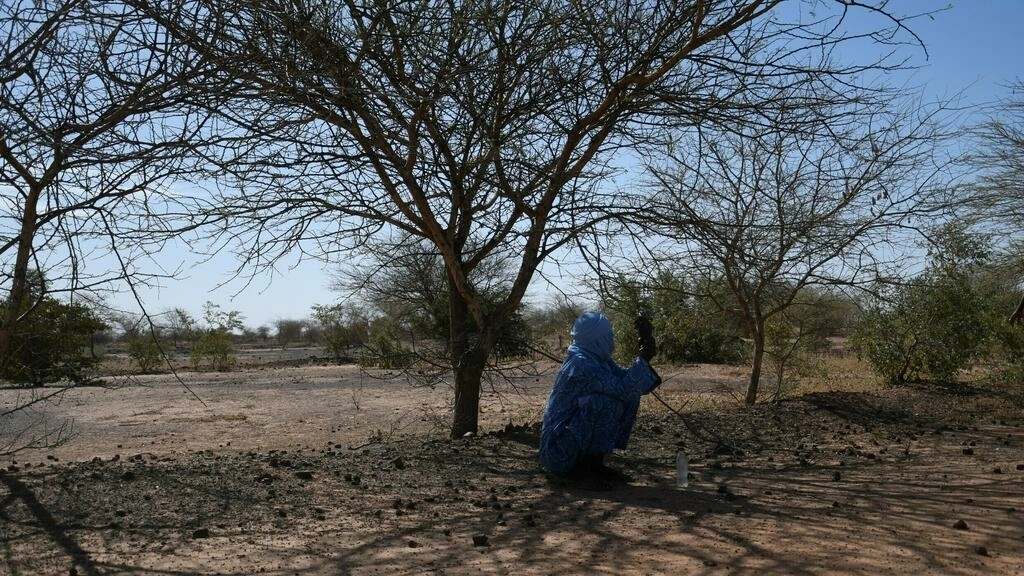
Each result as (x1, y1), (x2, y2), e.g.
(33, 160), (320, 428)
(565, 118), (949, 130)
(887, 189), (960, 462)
(745, 327), (765, 405)
(448, 285), (486, 438)
(451, 345), (486, 438)
(0, 185), (41, 360)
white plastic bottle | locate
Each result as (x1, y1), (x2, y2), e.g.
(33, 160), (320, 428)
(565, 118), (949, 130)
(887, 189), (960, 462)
(676, 451), (689, 488)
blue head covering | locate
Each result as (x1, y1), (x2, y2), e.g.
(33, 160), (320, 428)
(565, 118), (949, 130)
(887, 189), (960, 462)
(571, 311), (615, 359)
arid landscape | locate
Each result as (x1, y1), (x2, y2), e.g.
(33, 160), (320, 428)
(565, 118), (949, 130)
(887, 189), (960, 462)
(1, 352), (1023, 575)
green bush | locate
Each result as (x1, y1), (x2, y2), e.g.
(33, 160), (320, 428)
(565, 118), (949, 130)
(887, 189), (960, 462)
(852, 225), (992, 385)
(311, 304), (369, 361)
(1, 298), (107, 386)
(128, 336), (164, 373)
(359, 332), (413, 369)
(604, 273), (743, 365)
(191, 330), (235, 371)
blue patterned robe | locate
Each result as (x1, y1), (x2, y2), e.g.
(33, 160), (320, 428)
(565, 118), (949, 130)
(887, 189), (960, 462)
(539, 312), (660, 476)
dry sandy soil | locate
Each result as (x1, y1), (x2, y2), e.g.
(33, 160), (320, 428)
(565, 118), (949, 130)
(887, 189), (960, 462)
(1, 353), (1023, 575)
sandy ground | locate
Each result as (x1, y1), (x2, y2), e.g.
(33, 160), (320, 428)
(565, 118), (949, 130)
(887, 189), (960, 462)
(1, 360), (1022, 575)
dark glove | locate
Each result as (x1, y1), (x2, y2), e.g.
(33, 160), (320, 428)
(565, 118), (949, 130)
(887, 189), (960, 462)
(635, 315), (657, 361)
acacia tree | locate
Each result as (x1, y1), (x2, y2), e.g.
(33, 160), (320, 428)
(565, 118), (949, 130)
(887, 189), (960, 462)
(130, 0), (933, 436)
(0, 0), (211, 360)
(969, 80), (1024, 324)
(0, 0), (211, 453)
(641, 85), (959, 404)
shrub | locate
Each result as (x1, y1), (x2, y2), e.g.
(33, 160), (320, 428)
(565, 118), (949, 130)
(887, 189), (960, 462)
(0, 298), (107, 386)
(311, 304), (369, 361)
(359, 332), (413, 369)
(852, 224), (991, 385)
(128, 335), (164, 373)
(191, 330), (235, 371)
(604, 273), (744, 365)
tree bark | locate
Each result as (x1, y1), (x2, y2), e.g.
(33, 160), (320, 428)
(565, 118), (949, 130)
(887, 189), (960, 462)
(1010, 294), (1024, 325)
(745, 324), (765, 405)
(0, 185), (41, 360)
(448, 283), (487, 438)
(451, 345), (486, 438)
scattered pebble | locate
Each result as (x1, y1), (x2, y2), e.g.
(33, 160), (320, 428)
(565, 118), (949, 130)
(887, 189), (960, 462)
(472, 534), (490, 547)
(192, 528), (210, 539)
(953, 520), (969, 530)
(975, 546), (988, 556)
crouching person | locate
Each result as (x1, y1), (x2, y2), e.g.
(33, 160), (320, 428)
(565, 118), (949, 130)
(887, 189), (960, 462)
(539, 311), (660, 490)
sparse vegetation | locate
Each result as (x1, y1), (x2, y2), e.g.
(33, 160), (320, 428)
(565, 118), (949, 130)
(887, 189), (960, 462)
(0, 279), (107, 387)
(127, 335), (164, 373)
(189, 302), (243, 372)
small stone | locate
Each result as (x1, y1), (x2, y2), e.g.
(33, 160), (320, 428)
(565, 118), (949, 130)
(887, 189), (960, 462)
(192, 528), (211, 539)
(832, 471), (841, 482)
(294, 470), (314, 480)
(1016, 464), (1023, 471)
(407, 540), (419, 548)
(392, 457), (405, 469)
(953, 519), (969, 530)
(472, 534), (490, 547)
(975, 546), (988, 556)
(120, 471), (136, 481)
(993, 468), (1003, 474)
(962, 448), (974, 456)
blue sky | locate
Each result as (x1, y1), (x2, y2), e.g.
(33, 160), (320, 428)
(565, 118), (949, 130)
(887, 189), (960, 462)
(109, 1), (1024, 329)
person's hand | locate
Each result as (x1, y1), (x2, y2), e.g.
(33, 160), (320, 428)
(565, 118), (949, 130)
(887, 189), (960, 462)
(635, 315), (657, 361)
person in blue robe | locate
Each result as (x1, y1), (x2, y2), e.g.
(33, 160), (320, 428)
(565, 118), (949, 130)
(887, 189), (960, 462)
(539, 311), (660, 489)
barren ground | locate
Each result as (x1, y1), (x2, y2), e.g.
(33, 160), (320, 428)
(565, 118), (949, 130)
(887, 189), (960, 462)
(1, 351), (1022, 575)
